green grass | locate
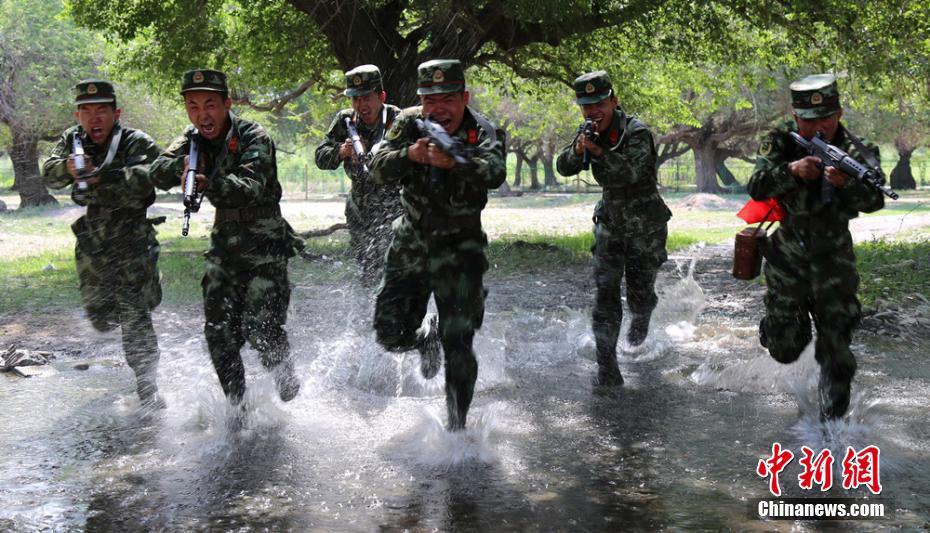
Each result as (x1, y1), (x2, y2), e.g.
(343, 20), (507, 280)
(856, 238), (930, 307)
(0, 248), (82, 311)
(486, 228), (730, 273)
(2, 193), (927, 313)
(0, 204), (79, 238)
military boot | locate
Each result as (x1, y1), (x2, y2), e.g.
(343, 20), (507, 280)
(758, 317), (769, 348)
(818, 372), (851, 421)
(272, 358), (300, 402)
(593, 346), (624, 387)
(627, 314), (651, 347)
(446, 384), (470, 431)
(136, 374), (166, 410)
(417, 315), (442, 379)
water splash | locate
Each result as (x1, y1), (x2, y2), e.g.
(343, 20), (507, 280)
(386, 404), (505, 468)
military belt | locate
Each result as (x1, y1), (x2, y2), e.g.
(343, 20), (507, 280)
(781, 213), (840, 233)
(418, 212), (481, 232)
(603, 180), (658, 201)
(214, 204), (282, 224)
(86, 205), (147, 220)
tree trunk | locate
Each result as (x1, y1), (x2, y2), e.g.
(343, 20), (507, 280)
(692, 141), (722, 194)
(890, 149), (917, 190)
(542, 156), (558, 188)
(513, 150), (523, 187)
(498, 179), (519, 197)
(528, 156), (540, 190)
(9, 129), (56, 208)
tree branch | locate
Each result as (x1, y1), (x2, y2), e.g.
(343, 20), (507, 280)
(231, 77), (321, 115)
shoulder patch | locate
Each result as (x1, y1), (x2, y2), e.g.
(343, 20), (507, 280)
(385, 122), (404, 141)
(759, 139), (773, 156)
(399, 105), (422, 119)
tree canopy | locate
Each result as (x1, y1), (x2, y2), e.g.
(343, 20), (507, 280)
(1, 0), (104, 205)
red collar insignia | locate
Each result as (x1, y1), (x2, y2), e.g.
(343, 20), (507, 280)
(467, 129), (478, 144)
(609, 130), (619, 144)
(228, 137), (238, 153)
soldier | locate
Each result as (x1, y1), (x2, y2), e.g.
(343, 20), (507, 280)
(149, 69), (302, 405)
(556, 71), (671, 387)
(315, 65), (403, 284)
(42, 80), (165, 408)
(369, 59), (506, 430)
(748, 74), (885, 420)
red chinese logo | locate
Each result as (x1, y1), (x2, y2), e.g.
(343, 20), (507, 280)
(798, 446), (834, 491)
(841, 445), (882, 494)
(757, 442), (794, 496)
(757, 444), (882, 495)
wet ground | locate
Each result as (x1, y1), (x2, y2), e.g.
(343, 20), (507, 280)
(2, 244), (928, 531)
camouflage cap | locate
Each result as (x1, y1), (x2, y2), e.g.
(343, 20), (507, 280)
(180, 69), (228, 95)
(790, 74), (841, 119)
(416, 59), (465, 95)
(573, 71), (612, 105)
(75, 79), (116, 105)
(345, 64), (382, 97)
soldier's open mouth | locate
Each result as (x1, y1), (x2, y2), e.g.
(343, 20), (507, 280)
(91, 127), (102, 135)
(200, 124), (216, 136)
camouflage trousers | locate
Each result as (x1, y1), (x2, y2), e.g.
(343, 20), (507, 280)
(345, 195), (402, 286)
(202, 258), (292, 401)
(591, 211), (668, 366)
(72, 213), (161, 392)
(760, 228), (860, 418)
(374, 215), (488, 426)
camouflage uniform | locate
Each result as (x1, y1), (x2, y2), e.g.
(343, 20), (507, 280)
(556, 71), (671, 385)
(370, 59), (506, 430)
(748, 74), (885, 419)
(315, 65), (402, 284)
(149, 69), (303, 404)
(41, 80), (163, 404)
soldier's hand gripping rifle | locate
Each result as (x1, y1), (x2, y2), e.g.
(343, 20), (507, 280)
(415, 116), (471, 188)
(577, 118), (597, 170)
(181, 130), (203, 237)
(71, 136), (92, 201)
(344, 117), (371, 177)
(790, 131), (898, 202)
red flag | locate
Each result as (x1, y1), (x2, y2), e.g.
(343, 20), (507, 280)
(737, 198), (784, 224)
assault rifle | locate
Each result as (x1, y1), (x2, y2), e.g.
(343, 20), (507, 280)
(181, 130), (203, 236)
(71, 135), (91, 201)
(415, 117), (471, 165)
(790, 131), (898, 202)
(344, 117), (371, 177)
(415, 116), (471, 187)
(577, 118), (597, 171)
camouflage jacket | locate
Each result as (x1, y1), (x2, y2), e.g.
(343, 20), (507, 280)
(315, 104), (401, 174)
(557, 108), (671, 227)
(150, 113), (299, 267)
(315, 104), (402, 212)
(42, 123), (159, 209)
(748, 120), (885, 253)
(369, 106), (506, 223)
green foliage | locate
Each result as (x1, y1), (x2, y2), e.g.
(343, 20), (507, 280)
(66, 0), (338, 97)
(115, 82), (190, 147)
(857, 238), (930, 307)
(0, 0), (103, 135)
